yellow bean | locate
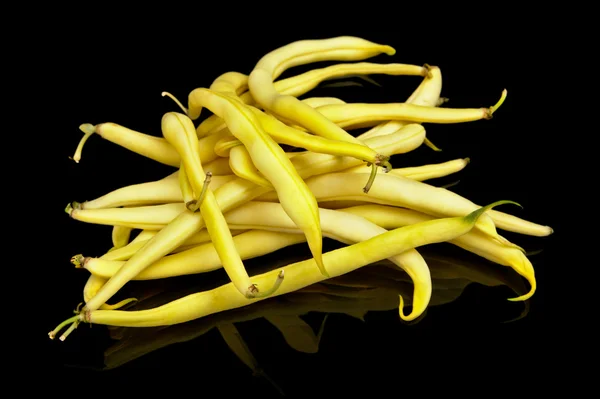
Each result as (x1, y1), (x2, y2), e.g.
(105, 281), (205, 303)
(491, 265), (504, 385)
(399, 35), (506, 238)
(313, 92), (505, 129)
(111, 225), (132, 249)
(342, 158), (471, 182)
(209, 71), (249, 96)
(72, 122), (227, 167)
(213, 133), (243, 157)
(256, 172), (552, 238)
(100, 228), (247, 262)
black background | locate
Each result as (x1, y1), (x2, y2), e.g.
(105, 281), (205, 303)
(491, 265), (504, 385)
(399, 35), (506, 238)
(38, 20), (566, 394)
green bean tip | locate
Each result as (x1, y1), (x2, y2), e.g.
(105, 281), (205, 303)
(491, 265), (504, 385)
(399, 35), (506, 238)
(162, 91), (189, 115)
(465, 200), (521, 224)
(64, 202), (74, 215)
(422, 63), (433, 79)
(79, 123), (96, 135)
(70, 254), (86, 268)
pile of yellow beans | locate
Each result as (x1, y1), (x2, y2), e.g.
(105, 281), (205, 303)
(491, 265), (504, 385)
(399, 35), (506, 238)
(49, 36), (552, 342)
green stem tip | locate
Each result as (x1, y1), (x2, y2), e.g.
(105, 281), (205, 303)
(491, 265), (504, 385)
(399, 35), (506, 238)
(486, 89), (508, 118)
(162, 91), (189, 115)
(363, 163), (378, 194)
(247, 270), (285, 299)
(48, 315), (81, 340)
(424, 137), (442, 152)
(70, 254), (86, 268)
(195, 172), (212, 208)
(465, 200), (521, 224)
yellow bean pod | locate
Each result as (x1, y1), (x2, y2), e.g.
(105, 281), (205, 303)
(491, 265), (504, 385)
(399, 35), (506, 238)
(111, 225), (132, 249)
(256, 172), (552, 238)
(314, 96), (504, 129)
(72, 122), (227, 167)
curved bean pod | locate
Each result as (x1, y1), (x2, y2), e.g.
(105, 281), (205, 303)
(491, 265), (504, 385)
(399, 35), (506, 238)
(100, 228), (247, 262)
(313, 91), (506, 129)
(338, 204), (536, 301)
(111, 225), (132, 249)
(72, 122), (227, 167)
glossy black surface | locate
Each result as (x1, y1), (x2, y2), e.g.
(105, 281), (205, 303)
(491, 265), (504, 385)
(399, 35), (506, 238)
(42, 28), (561, 389)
